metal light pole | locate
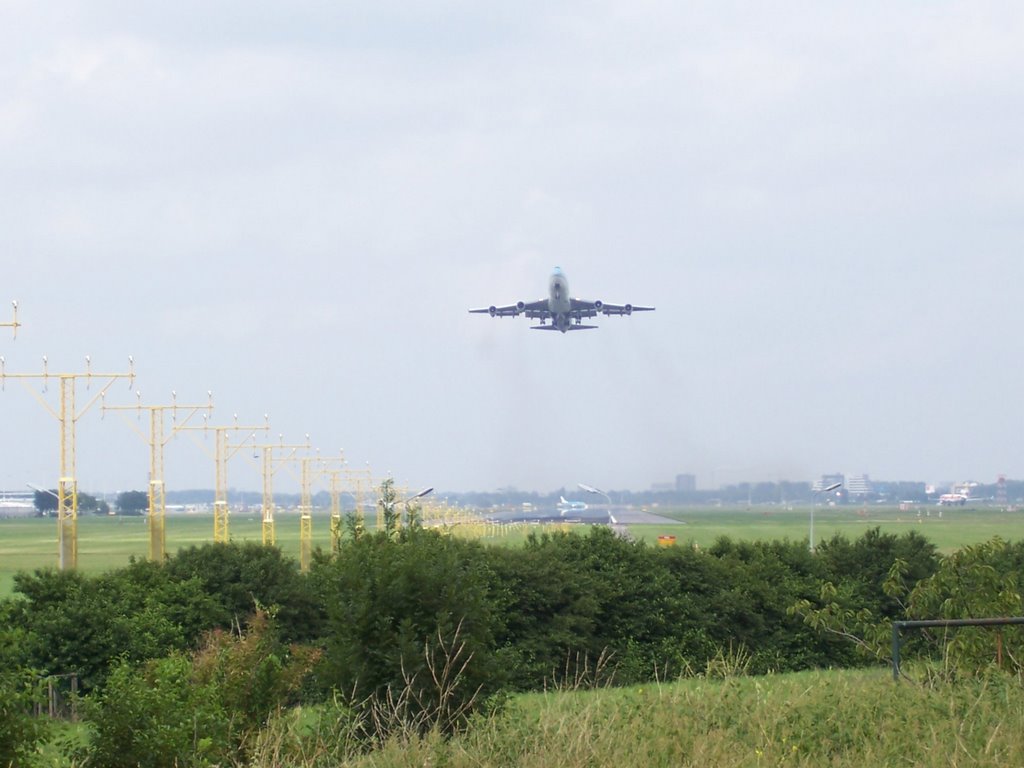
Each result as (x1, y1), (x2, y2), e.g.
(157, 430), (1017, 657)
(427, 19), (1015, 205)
(579, 483), (617, 525)
(400, 487), (433, 527)
(378, 485), (434, 535)
(810, 481), (842, 553)
(578, 482), (611, 505)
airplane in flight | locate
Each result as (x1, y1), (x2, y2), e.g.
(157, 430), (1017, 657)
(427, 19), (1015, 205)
(469, 267), (654, 333)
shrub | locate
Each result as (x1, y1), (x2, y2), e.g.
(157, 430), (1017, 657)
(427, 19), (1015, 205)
(0, 667), (48, 768)
(85, 611), (320, 767)
(320, 527), (506, 737)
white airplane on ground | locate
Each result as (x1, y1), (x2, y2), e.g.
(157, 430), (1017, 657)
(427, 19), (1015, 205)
(470, 266), (654, 333)
(557, 496), (588, 512)
(938, 482), (982, 506)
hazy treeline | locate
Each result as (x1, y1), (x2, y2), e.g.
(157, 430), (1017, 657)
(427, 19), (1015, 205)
(4, 523), (1024, 765)
(45, 476), (1023, 518)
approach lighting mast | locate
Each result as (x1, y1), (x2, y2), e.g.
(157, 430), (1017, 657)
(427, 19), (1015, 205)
(182, 415), (270, 543)
(248, 434), (311, 546)
(345, 463), (374, 531)
(297, 451), (345, 572)
(101, 390), (214, 562)
(0, 355), (135, 569)
(325, 467), (348, 552)
(1, 301), (18, 338)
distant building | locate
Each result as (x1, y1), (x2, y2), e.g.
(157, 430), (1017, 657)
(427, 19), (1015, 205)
(675, 474), (696, 493)
(0, 490), (35, 518)
(846, 474), (872, 496)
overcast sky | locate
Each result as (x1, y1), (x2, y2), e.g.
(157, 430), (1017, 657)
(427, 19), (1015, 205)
(1, 2), (1022, 496)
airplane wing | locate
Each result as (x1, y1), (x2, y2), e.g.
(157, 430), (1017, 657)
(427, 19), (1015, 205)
(569, 299), (655, 316)
(469, 299), (548, 318)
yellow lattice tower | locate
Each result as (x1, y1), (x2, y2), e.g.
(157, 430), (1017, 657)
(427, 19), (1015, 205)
(344, 464), (373, 531)
(1, 300), (18, 338)
(326, 469), (345, 551)
(248, 434), (310, 546)
(101, 390), (213, 562)
(0, 355), (135, 570)
(182, 415), (269, 543)
(296, 452), (345, 572)
(299, 455), (313, 571)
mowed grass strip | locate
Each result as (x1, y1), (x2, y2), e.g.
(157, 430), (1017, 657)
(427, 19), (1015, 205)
(0, 512), (337, 598)
(629, 504), (1024, 552)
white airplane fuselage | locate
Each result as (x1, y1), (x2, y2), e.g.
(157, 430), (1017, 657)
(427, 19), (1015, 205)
(557, 495), (588, 511)
(547, 268), (573, 332)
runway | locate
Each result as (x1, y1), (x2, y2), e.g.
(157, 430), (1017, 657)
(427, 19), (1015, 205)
(482, 505), (679, 527)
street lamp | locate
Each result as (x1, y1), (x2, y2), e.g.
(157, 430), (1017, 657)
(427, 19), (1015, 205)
(578, 483), (611, 505)
(579, 483), (617, 525)
(810, 482), (842, 553)
(401, 487), (433, 528)
(380, 486), (434, 529)
(27, 483), (59, 500)
(402, 487), (434, 505)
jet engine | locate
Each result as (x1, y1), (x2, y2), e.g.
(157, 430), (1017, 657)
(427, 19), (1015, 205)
(624, 304), (632, 315)
(488, 306), (497, 316)
(516, 301), (526, 312)
(594, 300), (603, 311)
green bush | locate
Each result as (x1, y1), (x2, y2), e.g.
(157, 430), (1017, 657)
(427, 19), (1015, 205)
(86, 653), (227, 768)
(9, 564), (215, 691)
(0, 667), (48, 768)
(166, 542), (324, 642)
(319, 527), (506, 737)
(85, 611), (319, 767)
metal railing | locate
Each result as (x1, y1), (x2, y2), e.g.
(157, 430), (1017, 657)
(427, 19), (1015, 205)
(891, 617), (1024, 680)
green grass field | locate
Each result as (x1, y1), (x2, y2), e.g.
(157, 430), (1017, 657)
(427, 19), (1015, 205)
(0, 512), (337, 598)
(3, 504), (1023, 599)
(630, 503), (1024, 553)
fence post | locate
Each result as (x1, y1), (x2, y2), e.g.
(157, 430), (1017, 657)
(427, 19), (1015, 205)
(892, 622), (902, 681)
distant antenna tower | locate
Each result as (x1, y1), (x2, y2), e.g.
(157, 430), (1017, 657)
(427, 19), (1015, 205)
(997, 474), (1008, 507)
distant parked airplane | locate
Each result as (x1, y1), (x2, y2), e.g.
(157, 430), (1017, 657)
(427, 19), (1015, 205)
(557, 496), (588, 512)
(470, 266), (654, 333)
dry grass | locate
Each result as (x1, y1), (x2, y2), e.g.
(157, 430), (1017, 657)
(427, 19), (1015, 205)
(244, 667), (1024, 768)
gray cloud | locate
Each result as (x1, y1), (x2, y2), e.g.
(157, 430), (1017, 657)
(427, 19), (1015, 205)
(2, 2), (1023, 494)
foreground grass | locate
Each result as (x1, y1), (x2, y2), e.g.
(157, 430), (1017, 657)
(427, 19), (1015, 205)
(301, 668), (1024, 768)
(32, 667), (1024, 766)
